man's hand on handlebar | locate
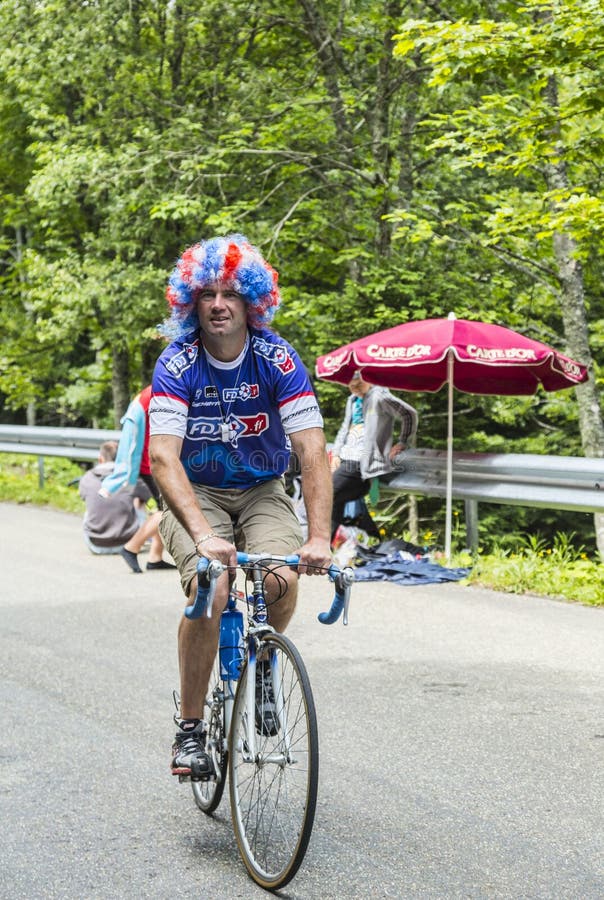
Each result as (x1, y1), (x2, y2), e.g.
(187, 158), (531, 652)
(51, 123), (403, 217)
(296, 536), (332, 575)
(197, 534), (237, 570)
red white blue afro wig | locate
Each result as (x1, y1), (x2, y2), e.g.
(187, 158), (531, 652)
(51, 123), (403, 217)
(162, 233), (281, 337)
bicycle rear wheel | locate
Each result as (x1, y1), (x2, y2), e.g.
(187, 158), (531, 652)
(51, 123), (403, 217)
(192, 655), (227, 814)
(228, 633), (319, 890)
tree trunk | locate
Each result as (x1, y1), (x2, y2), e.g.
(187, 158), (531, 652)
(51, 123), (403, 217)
(141, 340), (158, 388)
(551, 230), (604, 458)
(543, 75), (604, 555)
(170, 2), (186, 91)
(551, 231), (604, 557)
(16, 225), (36, 425)
(297, 0), (351, 148)
(111, 346), (131, 427)
(371, 1), (402, 256)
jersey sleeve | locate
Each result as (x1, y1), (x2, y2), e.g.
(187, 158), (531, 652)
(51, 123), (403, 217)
(275, 343), (323, 435)
(149, 341), (195, 439)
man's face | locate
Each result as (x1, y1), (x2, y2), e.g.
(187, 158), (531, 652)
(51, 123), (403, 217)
(349, 374), (364, 396)
(196, 282), (247, 339)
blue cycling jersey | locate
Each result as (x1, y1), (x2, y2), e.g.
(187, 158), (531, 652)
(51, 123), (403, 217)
(149, 327), (322, 488)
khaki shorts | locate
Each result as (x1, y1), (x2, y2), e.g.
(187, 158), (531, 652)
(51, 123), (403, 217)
(159, 477), (303, 596)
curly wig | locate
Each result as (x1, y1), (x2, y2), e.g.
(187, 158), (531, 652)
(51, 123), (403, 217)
(161, 234), (281, 337)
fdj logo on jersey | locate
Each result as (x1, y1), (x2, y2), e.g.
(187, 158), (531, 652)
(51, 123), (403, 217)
(187, 418), (222, 440)
(165, 341), (199, 377)
(187, 413), (269, 447)
(223, 382), (259, 402)
(252, 337), (295, 374)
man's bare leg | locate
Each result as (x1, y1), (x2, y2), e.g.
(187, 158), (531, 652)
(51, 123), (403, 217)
(178, 577), (228, 719)
(264, 568), (299, 633)
(177, 567), (297, 717)
(124, 511), (162, 554)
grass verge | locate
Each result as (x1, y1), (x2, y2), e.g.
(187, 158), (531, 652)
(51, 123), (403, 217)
(451, 531), (603, 607)
(0, 453), (85, 514)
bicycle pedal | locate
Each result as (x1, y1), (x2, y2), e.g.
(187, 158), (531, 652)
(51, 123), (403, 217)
(191, 755), (216, 781)
(177, 774), (191, 783)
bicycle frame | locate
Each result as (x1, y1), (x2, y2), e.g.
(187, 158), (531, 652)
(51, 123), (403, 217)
(206, 673), (236, 783)
(186, 552), (354, 767)
(184, 551), (355, 889)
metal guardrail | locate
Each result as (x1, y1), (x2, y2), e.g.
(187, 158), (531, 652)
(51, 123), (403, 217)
(384, 448), (604, 550)
(0, 424), (121, 486)
(1, 426), (603, 550)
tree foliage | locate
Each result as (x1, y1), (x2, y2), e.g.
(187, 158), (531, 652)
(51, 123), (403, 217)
(0, 0), (602, 546)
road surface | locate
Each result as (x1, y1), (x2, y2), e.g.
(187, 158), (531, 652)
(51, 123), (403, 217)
(1, 502), (602, 899)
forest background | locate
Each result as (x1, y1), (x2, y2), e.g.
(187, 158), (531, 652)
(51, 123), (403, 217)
(0, 0), (603, 557)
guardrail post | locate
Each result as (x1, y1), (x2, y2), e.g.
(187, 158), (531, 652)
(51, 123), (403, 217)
(465, 499), (479, 554)
(37, 455), (45, 489)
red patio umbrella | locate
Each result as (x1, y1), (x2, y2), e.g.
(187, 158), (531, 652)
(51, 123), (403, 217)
(316, 314), (588, 558)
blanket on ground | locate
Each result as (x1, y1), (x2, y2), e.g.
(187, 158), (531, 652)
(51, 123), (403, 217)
(353, 552), (470, 585)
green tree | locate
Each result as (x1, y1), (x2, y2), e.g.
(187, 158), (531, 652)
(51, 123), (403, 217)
(393, 0), (604, 550)
(0, 0), (599, 550)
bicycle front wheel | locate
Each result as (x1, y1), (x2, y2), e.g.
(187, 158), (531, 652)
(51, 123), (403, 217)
(192, 655), (227, 814)
(228, 633), (319, 890)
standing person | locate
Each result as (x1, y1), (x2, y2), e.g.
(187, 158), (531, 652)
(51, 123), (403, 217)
(99, 385), (174, 570)
(330, 371), (418, 540)
(79, 441), (173, 572)
(149, 233), (332, 780)
(100, 385), (160, 507)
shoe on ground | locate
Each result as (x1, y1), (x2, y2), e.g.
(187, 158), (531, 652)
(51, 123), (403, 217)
(255, 660), (279, 737)
(120, 547), (142, 573)
(171, 720), (213, 779)
(146, 560), (177, 570)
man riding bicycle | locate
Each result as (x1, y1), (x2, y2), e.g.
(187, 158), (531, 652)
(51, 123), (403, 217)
(149, 234), (332, 779)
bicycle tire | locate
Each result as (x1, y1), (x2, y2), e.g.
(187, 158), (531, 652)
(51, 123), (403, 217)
(192, 655), (228, 814)
(228, 632), (319, 890)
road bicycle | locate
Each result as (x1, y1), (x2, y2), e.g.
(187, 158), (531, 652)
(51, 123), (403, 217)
(178, 551), (354, 891)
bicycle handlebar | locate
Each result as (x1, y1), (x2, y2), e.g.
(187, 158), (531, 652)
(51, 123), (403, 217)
(184, 552), (354, 625)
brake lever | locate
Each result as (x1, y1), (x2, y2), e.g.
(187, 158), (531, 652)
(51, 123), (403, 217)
(184, 557), (225, 619)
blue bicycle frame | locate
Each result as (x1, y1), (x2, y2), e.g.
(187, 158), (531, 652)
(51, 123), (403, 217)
(184, 552), (354, 768)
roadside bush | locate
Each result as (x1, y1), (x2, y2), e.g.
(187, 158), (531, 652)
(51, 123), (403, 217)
(466, 533), (604, 607)
(0, 454), (84, 514)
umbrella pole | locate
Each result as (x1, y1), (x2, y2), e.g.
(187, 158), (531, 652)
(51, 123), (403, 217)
(445, 350), (454, 562)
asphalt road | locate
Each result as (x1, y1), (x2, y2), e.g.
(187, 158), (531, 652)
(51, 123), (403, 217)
(1, 502), (603, 899)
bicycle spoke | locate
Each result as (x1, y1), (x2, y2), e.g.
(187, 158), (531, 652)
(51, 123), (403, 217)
(192, 654), (227, 814)
(229, 633), (318, 890)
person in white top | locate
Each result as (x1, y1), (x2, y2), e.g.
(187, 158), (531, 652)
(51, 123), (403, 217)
(330, 371), (418, 540)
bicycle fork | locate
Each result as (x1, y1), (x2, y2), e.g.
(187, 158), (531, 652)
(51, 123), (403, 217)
(207, 680), (235, 783)
(242, 639), (294, 767)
